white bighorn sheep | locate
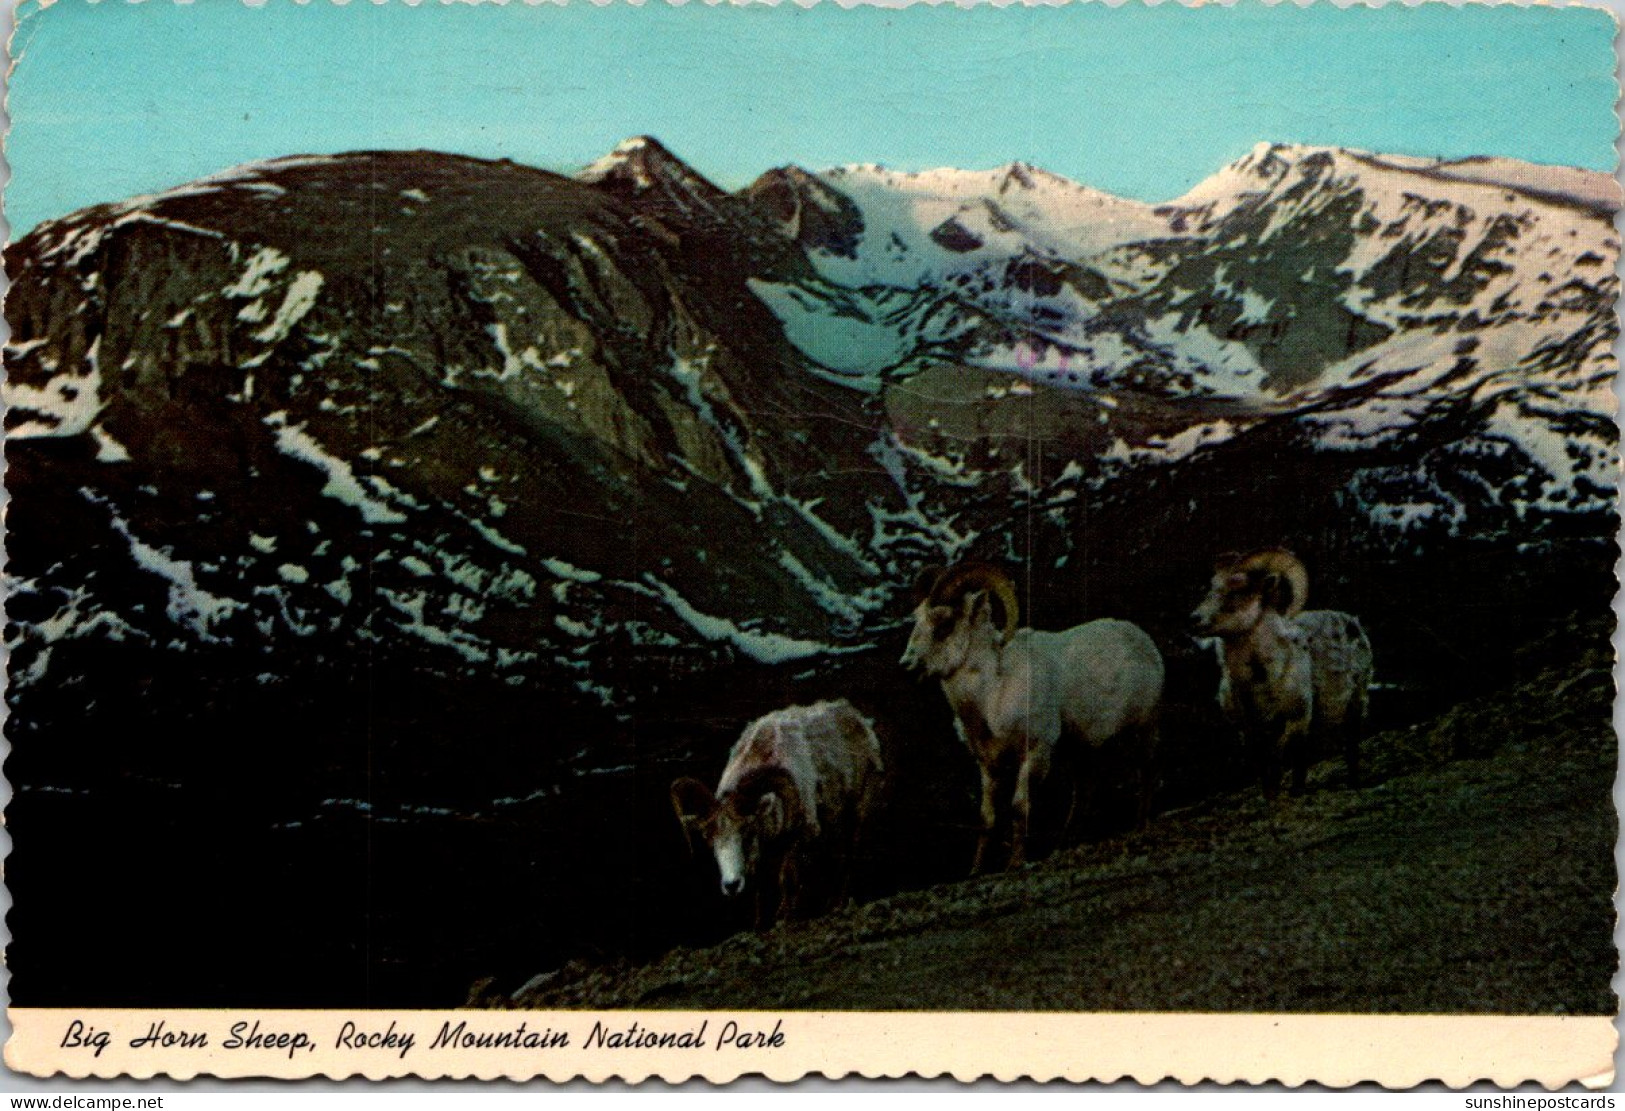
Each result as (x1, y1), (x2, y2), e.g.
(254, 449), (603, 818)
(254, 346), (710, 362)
(1191, 549), (1374, 799)
(901, 563), (1165, 874)
(670, 699), (884, 928)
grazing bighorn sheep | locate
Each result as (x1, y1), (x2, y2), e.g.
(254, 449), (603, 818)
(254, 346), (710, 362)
(671, 699), (884, 928)
(1192, 549), (1374, 799)
(901, 563), (1165, 874)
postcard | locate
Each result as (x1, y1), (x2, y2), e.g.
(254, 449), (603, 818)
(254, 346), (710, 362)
(3, 0), (1618, 1085)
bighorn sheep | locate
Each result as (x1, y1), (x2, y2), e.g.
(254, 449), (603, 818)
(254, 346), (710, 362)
(1192, 549), (1374, 799)
(901, 563), (1165, 874)
(670, 699), (884, 928)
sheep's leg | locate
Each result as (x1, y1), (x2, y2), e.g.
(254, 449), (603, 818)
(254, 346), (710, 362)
(813, 834), (851, 915)
(1061, 772), (1082, 834)
(837, 803), (873, 909)
(1060, 744), (1095, 847)
(775, 852), (801, 926)
(1261, 764), (1282, 801)
(1254, 731), (1284, 802)
(827, 830), (854, 912)
(1343, 694), (1368, 788)
(1285, 719), (1311, 797)
(1079, 776), (1098, 836)
(754, 868), (777, 931)
(1010, 743), (1053, 869)
(831, 865), (852, 913)
(1343, 729), (1363, 788)
(1125, 720), (1160, 830)
(971, 763), (1001, 876)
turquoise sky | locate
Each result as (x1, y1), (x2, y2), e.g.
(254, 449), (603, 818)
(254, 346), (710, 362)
(6, 0), (1619, 236)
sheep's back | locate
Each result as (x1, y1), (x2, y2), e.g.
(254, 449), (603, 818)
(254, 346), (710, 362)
(1051, 619), (1166, 746)
(805, 699), (885, 821)
(723, 700), (882, 839)
(1294, 610), (1374, 725)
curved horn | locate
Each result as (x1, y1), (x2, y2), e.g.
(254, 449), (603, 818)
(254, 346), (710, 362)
(912, 565), (945, 603)
(732, 766), (802, 840)
(671, 777), (716, 827)
(1236, 549), (1309, 618)
(928, 562), (1019, 643)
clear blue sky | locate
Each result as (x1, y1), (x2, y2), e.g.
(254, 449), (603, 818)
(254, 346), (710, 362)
(6, 0), (1619, 236)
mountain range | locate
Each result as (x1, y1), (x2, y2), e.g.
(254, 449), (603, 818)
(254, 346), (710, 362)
(5, 134), (1618, 1006)
(6, 137), (1616, 725)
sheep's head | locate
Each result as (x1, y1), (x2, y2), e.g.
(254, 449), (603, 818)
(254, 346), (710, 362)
(1192, 549), (1309, 636)
(900, 563), (1019, 677)
(671, 767), (799, 899)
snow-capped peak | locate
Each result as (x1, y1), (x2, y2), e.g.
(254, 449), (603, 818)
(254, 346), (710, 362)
(578, 135), (723, 198)
(809, 160), (1167, 273)
(1165, 141), (1619, 217)
(998, 161), (1039, 192)
(578, 136), (661, 182)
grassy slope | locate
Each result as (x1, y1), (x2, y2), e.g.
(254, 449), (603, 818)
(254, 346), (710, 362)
(498, 619), (1617, 1014)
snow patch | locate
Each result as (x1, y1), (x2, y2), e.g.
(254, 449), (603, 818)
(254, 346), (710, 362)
(543, 558), (602, 584)
(5, 338), (106, 439)
(380, 588), (491, 663)
(109, 511), (244, 640)
(643, 576), (859, 664)
(265, 412), (410, 524)
(1104, 419), (1240, 467)
(252, 271), (324, 345)
(224, 247), (290, 298)
(92, 427), (130, 462)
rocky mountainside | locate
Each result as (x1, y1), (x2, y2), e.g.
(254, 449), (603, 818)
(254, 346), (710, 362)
(5, 148), (893, 739)
(757, 143), (1619, 545)
(7, 134), (1617, 752)
(4, 139), (1617, 1005)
